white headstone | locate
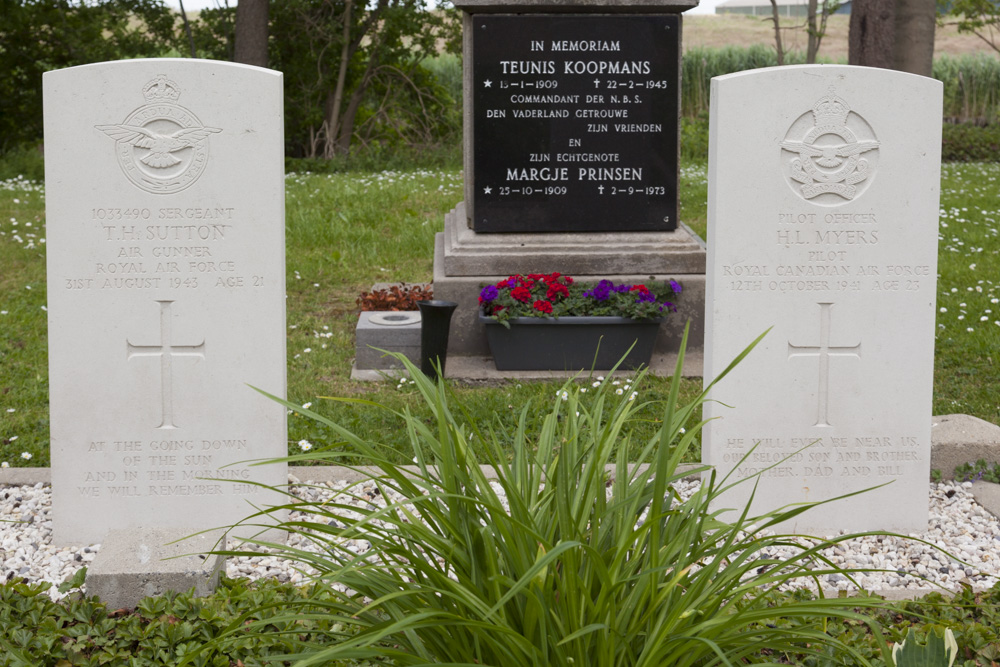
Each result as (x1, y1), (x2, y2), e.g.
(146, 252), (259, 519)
(44, 60), (287, 545)
(703, 65), (942, 534)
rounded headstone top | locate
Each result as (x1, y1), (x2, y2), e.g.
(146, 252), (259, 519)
(451, 0), (697, 13)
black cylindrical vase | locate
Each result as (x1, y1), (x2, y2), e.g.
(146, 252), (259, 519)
(417, 300), (458, 379)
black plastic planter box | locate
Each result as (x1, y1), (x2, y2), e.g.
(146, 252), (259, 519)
(479, 312), (661, 371)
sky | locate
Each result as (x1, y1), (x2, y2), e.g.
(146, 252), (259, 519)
(165, 0), (724, 14)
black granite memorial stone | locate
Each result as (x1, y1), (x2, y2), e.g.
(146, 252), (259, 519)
(471, 14), (679, 233)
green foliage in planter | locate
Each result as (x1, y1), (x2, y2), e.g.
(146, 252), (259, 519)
(941, 122), (1000, 162)
(210, 327), (903, 667)
(479, 272), (682, 327)
(891, 625), (959, 667)
(356, 282), (433, 311)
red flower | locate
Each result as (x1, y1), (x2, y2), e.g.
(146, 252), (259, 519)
(511, 285), (532, 302)
(546, 283), (569, 300)
(629, 285), (650, 294)
(564, 276), (574, 285)
(533, 300), (553, 314)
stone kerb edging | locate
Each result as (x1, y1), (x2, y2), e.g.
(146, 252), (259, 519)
(5, 414), (1000, 601)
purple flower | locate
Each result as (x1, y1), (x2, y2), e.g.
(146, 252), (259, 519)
(635, 291), (657, 303)
(669, 279), (682, 294)
(613, 283), (631, 294)
(584, 279), (614, 301)
(659, 300), (678, 313)
(479, 285), (499, 302)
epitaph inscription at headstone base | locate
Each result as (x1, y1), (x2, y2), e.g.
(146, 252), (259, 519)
(45, 60), (287, 545)
(703, 65), (942, 534)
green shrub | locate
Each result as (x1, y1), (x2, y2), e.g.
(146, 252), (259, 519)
(935, 52), (1000, 125)
(284, 140), (462, 174)
(681, 112), (710, 162)
(681, 46), (841, 118)
(0, 144), (45, 182)
(941, 122), (1000, 162)
(214, 328), (900, 667)
(423, 52), (463, 106)
(0, 577), (357, 666)
(681, 47), (1000, 130)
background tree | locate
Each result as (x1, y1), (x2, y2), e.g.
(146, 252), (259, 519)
(0, 0), (177, 151)
(944, 0), (1000, 54)
(849, 0), (897, 69)
(849, 0), (936, 76)
(191, 0), (460, 158)
(234, 0), (269, 67)
(766, 0), (840, 65)
(806, 0), (841, 62)
(893, 0), (936, 75)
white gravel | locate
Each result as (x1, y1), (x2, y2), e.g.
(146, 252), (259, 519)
(2, 479), (998, 600)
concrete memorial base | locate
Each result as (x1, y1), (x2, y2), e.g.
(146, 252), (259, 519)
(86, 528), (226, 610)
(354, 311), (422, 371)
(431, 203), (707, 377)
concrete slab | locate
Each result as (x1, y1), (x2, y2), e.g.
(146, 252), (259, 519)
(441, 203), (707, 276)
(86, 527), (226, 609)
(931, 414), (1000, 479)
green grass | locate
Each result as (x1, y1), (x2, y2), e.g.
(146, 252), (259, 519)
(933, 163), (1000, 421)
(1, 160), (999, 467)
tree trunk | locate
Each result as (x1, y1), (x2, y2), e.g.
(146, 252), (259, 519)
(893, 0), (936, 76)
(849, 0), (896, 68)
(807, 0), (820, 63)
(335, 31), (387, 154)
(769, 0), (785, 66)
(324, 0), (354, 158)
(178, 0), (197, 58)
(234, 0), (269, 68)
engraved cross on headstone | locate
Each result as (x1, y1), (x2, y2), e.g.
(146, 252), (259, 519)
(127, 300), (205, 429)
(787, 302), (861, 427)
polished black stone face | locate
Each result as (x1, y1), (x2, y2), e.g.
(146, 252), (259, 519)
(472, 14), (679, 234)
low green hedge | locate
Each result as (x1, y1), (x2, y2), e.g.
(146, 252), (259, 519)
(942, 122), (1000, 162)
(680, 117), (1000, 164)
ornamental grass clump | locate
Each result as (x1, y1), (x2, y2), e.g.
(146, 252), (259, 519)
(209, 327), (896, 667)
(479, 272), (681, 327)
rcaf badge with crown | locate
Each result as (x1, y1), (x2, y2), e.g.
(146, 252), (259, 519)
(780, 88), (880, 204)
(96, 75), (222, 195)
